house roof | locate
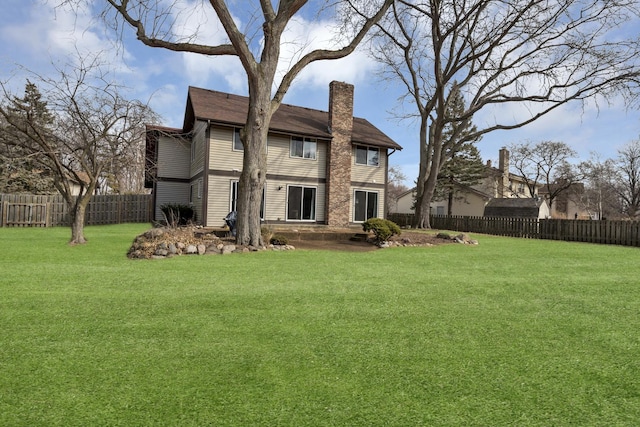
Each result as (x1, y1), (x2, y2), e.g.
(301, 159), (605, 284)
(183, 86), (402, 150)
(397, 182), (492, 203)
(485, 198), (546, 209)
(146, 124), (183, 134)
(537, 182), (585, 195)
(484, 197), (548, 218)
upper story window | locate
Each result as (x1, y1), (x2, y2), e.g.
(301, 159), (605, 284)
(233, 128), (243, 151)
(290, 136), (316, 160)
(355, 145), (379, 167)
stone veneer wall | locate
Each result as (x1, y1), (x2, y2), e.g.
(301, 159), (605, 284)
(326, 81), (354, 227)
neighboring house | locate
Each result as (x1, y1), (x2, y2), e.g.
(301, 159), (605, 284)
(394, 148), (541, 216)
(145, 81), (402, 227)
(483, 197), (550, 219)
(68, 171), (110, 196)
(538, 182), (591, 219)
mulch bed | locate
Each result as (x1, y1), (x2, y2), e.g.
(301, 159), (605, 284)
(290, 231), (455, 252)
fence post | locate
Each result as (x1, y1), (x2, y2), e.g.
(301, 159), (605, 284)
(1, 201), (7, 227)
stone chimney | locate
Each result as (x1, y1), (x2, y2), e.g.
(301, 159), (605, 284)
(498, 147), (509, 198)
(326, 81), (354, 227)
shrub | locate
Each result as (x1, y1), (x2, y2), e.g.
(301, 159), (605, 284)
(160, 204), (196, 227)
(270, 234), (289, 246)
(362, 218), (401, 243)
(261, 226), (274, 244)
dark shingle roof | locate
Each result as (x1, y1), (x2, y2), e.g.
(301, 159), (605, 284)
(183, 86), (402, 150)
(483, 198), (546, 218)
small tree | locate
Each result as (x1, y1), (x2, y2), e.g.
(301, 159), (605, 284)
(579, 154), (620, 219)
(435, 143), (485, 215)
(387, 164), (409, 214)
(509, 141), (581, 210)
(0, 56), (158, 244)
(614, 140), (640, 219)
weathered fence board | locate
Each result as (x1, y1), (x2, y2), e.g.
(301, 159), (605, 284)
(0, 194), (152, 227)
(388, 213), (640, 248)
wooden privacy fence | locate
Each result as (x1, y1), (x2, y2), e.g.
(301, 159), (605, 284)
(387, 213), (640, 248)
(539, 218), (640, 246)
(0, 194), (152, 227)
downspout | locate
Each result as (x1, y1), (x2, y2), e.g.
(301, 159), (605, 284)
(202, 120), (211, 226)
(385, 148), (397, 219)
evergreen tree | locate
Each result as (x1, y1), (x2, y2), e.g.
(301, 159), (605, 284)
(434, 84), (485, 215)
(0, 81), (57, 193)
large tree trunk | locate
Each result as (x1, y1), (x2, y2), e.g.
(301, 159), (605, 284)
(68, 194), (91, 245)
(235, 82), (271, 247)
(413, 119), (430, 228)
(414, 122), (444, 229)
(414, 118), (447, 229)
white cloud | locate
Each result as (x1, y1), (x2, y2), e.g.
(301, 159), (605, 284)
(163, 6), (380, 96)
(1, 2), (118, 67)
(277, 15), (379, 94)
(163, 0), (247, 92)
(148, 83), (185, 127)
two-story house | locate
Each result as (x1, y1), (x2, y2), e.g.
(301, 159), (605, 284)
(145, 81), (402, 227)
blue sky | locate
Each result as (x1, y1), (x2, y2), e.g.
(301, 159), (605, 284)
(2, 0), (639, 186)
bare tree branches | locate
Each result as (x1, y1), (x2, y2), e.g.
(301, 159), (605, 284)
(509, 140), (581, 209)
(371, 0), (640, 228)
(0, 53), (159, 243)
(614, 139), (640, 218)
(70, 0), (393, 246)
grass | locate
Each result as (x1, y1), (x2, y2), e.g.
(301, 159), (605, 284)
(1, 224), (640, 426)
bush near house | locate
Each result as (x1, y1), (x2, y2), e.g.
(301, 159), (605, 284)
(160, 203), (195, 227)
(362, 217), (401, 243)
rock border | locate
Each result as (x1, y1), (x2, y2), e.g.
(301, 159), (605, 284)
(127, 227), (297, 259)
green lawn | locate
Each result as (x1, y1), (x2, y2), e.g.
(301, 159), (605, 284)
(1, 224), (639, 426)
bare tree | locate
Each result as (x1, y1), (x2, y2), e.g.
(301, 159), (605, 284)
(372, 0), (640, 228)
(0, 57), (158, 244)
(62, 0), (394, 246)
(614, 139), (640, 218)
(579, 154), (620, 219)
(103, 133), (148, 194)
(509, 141), (581, 210)
(386, 164), (409, 213)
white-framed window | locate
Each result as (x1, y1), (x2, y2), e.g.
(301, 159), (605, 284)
(355, 145), (379, 167)
(233, 128), (243, 151)
(287, 185), (316, 221)
(290, 136), (317, 160)
(230, 180), (265, 219)
(353, 190), (378, 222)
(189, 179), (203, 203)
